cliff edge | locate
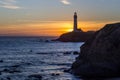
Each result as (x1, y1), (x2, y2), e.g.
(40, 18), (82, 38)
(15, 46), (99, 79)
(71, 22), (120, 77)
(55, 31), (95, 42)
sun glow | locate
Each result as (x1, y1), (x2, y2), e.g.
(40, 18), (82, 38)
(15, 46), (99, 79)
(0, 21), (111, 36)
(66, 28), (73, 32)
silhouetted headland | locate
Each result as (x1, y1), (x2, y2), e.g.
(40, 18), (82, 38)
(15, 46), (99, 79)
(53, 12), (95, 42)
(70, 22), (120, 78)
(54, 30), (95, 42)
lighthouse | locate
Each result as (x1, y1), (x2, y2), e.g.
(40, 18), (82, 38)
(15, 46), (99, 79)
(73, 12), (78, 32)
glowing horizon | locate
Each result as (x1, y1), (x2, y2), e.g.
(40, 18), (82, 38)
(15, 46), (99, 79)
(0, 20), (117, 36)
(0, 0), (120, 36)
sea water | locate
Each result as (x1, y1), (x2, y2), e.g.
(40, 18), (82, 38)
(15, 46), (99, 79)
(0, 36), (84, 80)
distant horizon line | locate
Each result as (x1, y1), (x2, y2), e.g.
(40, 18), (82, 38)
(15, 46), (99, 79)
(0, 35), (58, 38)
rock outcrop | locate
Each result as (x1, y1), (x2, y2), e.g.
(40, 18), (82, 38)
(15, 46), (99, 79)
(71, 23), (120, 77)
(55, 31), (95, 42)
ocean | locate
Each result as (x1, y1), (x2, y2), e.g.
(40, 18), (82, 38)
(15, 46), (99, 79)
(0, 36), (84, 80)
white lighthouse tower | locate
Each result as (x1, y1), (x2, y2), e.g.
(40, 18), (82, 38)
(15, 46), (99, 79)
(73, 12), (78, 32)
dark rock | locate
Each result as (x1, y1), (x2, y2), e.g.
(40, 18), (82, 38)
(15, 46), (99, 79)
(0, 60), (3, 63)
(6, 77), (11, 80)
(11, 65), (20, 68)
(63, 68), (71, 72)
(55, 31), (95, 42)
(9, 70), (21, 73)
(63, 52), (71, 55)
(21, 62), (32, 66)
(71, 22), (120, 78)
(73, 51), (79, 55)
(26, 63), (32, 65)
(45, 40), (49, 42)
(3, 68), (21, 73)
(41, 69), (44, 72)
(30, 50), (33, 52)
(28, 74), (42, 80)
(51, 73), (60, 76)
(3, 69), (9, 72)
(56, 73), (60, 76)
(36, 52), (49, 54)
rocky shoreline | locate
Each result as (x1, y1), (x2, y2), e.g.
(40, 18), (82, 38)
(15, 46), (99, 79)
(54, 31), (95, 42)
(71, 22), (120, 78)
(0, 50), (80, 80)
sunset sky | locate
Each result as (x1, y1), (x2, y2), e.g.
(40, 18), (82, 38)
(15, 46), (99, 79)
(0, 0), (120, 36)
